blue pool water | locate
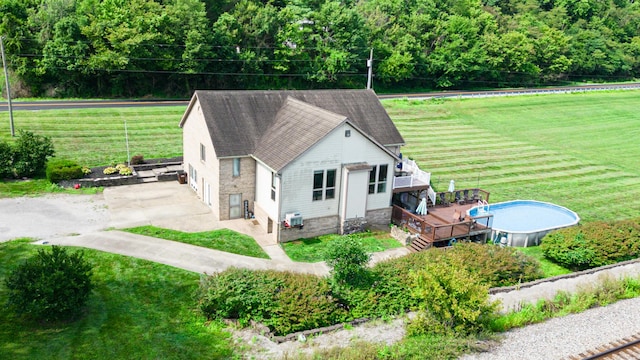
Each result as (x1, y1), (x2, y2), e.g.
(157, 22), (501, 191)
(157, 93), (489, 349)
(468, 200), (580, 247)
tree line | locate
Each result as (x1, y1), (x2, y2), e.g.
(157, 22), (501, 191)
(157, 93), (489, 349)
(1, 0), (639, 98)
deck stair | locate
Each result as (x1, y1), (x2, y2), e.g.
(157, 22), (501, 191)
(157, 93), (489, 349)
(408, 235), (432, 252)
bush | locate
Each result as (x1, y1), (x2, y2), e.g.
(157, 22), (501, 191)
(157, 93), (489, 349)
(118, 166), (132, 175)
(324, 235), (371, 286)
(541, 219), (640, 270)
(0, 139), (13, 178)
(5, 246), (93, 322)
(409, 258), (499, 335)
(103, 166), (117, 175)
(46, 158), (85, 183)
(196, 268), (345, 335)
(130, 154), (144, 165)
(12, 130), (55, 178)
(446, 243), (543, 287)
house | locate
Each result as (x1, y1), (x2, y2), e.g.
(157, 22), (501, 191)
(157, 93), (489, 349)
(179, 89), (412, 243)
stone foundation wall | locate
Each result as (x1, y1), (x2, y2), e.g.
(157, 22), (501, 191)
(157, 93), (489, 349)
(341, 217), (367, 235)
(365, 207), (392, 229)
(279, 215), (340, 243)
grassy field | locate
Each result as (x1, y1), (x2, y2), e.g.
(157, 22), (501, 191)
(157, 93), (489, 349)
(0, 239), (233, 360)
(384, 90), (640, 222)
(0, 106), (185, 167)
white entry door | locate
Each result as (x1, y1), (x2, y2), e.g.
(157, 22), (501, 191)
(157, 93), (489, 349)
(342, 170), (368, 219)
(229, 193), (242, 219)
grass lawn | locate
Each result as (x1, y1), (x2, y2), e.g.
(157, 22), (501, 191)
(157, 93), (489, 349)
(0, 106), (186, 168)
(123, 225), (270, 259)
(0, 178), (102, 198)
(517, 246), (572, 277)
(0, 239), (233, 360)
(282, 231), (403, 262)
(385, 90), (640, 222)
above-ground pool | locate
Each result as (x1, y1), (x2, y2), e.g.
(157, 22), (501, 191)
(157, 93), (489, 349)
(468, 200), (580, 247)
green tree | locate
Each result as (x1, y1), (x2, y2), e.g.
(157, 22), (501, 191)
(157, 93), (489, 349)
(5, 246), (93, 322)
(323, 235), (371, 286)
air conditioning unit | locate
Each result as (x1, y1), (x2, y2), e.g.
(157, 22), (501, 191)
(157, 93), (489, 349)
(284, 212), (303, 228)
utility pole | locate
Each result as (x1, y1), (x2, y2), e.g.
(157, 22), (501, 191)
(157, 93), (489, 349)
(366, 48), (373, 90)
(124, 119), (131, 166)
(0, 36), (15, 137)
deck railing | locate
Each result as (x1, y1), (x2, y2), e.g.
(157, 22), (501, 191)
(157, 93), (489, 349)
(435, 188), (491, 205)
(393, 159), (431, 189)
(391, 205), (493, 245)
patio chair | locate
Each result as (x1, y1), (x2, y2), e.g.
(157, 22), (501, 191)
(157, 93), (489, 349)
(438, 192), (451, 206)
(463, 189), (472, 203)
(472, 188), (483, 202)
(454, 190), (464, 205)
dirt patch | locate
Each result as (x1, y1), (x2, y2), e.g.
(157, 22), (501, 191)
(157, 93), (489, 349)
(230, 316), (409, 359)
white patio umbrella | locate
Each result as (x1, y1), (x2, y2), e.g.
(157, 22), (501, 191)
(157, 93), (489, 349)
(448, 179), (455, 192)
(415, 197), (428, 215)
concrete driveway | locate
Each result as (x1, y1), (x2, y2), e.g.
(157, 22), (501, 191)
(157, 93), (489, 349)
(0, 181), (407, 275)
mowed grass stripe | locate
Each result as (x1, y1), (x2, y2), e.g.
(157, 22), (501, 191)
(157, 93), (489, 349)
(2, 106), (186, 166)
(386, 91), (640, 222)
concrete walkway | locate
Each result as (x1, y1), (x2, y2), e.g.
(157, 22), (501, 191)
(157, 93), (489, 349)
(29, 181), (409, 276)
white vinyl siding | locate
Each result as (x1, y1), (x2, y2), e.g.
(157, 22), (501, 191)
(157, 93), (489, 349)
(279, 123), (395, 220)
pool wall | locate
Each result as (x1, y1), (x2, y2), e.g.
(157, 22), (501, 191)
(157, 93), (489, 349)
(468, 200), (580, 247)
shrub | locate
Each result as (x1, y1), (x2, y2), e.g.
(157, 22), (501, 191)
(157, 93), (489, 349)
(196, 268), (346, 335)
(118, 166), (132, 175)
(269, 273), (346, 334)
(541, 219), (640, 270)
(130, 154), (144, 165)
(196, 268), (282, 324)
(5, 246), (93, 322)
(324, 235), (371, 286)
(46, 158), (84, 183)
(446, 243), (543, 287)
(103, 167), (117, 175)
(0, 139), (13, 178)
(12, 130), (55, 178)
(81, 166), (92, 175)
(409, 257), (499, 335)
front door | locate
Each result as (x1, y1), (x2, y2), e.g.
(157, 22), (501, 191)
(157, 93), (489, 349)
(229, 193), (242, 219)
(342, 169), (368, 220)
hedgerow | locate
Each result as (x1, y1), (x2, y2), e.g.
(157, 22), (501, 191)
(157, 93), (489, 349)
(196, 242), (541, 336)
(541, 219), (640, 270)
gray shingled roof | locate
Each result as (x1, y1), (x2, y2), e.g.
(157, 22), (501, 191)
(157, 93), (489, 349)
(253, 97), (348, 171)
(180, 90), (405, 161)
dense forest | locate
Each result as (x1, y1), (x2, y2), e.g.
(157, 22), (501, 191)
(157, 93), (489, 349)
(1, 0), (640, 97)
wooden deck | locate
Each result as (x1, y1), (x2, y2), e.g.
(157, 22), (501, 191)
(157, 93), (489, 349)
(391, 188), (493, 252)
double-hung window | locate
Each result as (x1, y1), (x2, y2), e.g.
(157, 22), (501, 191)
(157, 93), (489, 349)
(312, 169), (336, 201)
(368, 164), (388, 194)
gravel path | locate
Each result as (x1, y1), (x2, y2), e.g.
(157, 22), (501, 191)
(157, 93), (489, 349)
(461, 296), (640, 360)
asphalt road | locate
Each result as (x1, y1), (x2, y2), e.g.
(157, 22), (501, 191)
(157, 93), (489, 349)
(2, 82), (640, 111)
